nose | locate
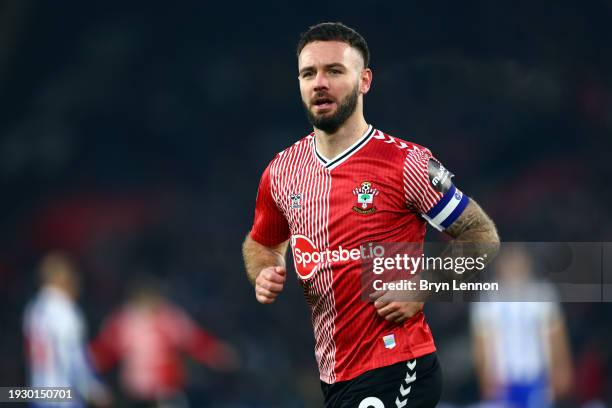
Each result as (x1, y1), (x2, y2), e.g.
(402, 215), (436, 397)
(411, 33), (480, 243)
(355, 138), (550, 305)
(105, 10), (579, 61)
(313, 71), (330, 91)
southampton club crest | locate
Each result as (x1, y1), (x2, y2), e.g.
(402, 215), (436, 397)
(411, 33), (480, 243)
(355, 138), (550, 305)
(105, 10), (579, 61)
(352, 181), (379, 215)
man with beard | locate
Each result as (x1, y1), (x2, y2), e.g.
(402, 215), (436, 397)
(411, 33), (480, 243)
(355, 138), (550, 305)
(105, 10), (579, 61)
(242, 22), (499, 407)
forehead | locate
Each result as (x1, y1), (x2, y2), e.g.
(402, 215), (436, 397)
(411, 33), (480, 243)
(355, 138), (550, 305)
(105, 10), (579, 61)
(298, 41), (363, 69)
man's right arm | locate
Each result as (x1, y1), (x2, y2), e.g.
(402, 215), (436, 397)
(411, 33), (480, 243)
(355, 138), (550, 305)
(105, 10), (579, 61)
(245, 159), (290, 303)
(242, 235), (289, 304)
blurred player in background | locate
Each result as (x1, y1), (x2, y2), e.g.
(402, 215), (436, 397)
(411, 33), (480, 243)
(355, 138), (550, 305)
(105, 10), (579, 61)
(243, 22), (499, 407)
(471, 245), (572, 408)
(23, 252), (111, 408)
(90, 282), (239, 408)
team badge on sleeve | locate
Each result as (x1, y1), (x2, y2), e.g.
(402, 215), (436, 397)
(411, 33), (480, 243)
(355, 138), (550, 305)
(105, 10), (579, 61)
(352, 181), (379, 215)
(427, 159), (453, 193)
(421, 158), (469, 230)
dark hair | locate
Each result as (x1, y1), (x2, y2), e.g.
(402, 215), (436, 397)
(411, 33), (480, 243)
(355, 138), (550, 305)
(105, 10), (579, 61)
(297, 22), (370, 68)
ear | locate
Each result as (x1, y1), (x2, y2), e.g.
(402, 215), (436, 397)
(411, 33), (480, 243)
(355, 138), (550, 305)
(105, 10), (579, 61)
(360, 68), (373, 95)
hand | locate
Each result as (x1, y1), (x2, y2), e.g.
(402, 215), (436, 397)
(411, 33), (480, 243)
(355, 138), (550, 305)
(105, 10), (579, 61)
(370, 290), (423, 323)
(255, 266), (286, 304)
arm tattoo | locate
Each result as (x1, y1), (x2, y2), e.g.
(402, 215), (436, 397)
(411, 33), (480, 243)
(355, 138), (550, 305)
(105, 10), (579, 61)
(419, 198), (500, 299)
(445, 199), (499, 244)
(443, 198), (500, 280)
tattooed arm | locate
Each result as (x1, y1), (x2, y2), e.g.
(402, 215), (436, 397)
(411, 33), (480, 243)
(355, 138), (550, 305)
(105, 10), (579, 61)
(418, 198), (500, 296)
(372, 198), (499, 321)
(443, 198), (500, 277)
(446, 199), (499, 245)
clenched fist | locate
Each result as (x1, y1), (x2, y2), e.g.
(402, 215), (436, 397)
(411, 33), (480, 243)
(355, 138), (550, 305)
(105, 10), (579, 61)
(255, 266), (286, 304)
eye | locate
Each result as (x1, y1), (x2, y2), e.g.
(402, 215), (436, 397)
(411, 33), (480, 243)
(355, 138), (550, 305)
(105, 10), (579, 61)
(301, 71), (314, 79)
(329, 68), (343, 75)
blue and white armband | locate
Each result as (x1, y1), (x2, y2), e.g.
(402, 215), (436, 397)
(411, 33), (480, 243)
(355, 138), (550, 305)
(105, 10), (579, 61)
(423, 185), (469, 231)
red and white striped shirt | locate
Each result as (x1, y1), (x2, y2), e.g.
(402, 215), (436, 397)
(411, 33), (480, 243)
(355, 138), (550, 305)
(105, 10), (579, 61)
(250, 125), (468, 383)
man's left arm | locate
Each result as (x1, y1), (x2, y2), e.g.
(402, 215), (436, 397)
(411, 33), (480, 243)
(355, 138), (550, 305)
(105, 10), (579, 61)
(423, 197), (500, 290)
(374, 198), (500, 323)
(444, 198), (500, 267)
(446, 198), (499, 244)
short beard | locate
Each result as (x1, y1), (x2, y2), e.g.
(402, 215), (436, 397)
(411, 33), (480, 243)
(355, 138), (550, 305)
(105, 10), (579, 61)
(303, 84), (359, 134)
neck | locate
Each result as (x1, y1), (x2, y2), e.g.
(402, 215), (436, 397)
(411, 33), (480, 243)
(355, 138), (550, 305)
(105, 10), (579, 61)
(314, 111), (369, 161)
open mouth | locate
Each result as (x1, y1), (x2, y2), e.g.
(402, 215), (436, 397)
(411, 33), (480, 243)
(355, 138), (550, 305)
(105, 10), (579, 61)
(312, 97), (335, 111)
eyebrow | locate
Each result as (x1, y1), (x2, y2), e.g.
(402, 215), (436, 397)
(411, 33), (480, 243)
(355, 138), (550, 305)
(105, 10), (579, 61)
(299, 63), (346, 76)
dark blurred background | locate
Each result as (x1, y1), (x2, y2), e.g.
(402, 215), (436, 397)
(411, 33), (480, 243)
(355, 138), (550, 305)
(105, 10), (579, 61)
(1, 0), (611, 406)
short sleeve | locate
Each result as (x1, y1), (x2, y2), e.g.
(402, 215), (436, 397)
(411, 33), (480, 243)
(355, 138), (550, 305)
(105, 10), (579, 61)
(249, 163), (290, 246)
(403, 146), (469, 231)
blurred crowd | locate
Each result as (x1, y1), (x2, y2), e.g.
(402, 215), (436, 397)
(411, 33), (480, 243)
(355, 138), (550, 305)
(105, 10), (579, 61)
(1, 0), (611, 406)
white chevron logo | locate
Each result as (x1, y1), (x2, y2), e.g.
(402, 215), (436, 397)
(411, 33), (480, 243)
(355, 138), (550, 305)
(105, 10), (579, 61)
(395, 360), (417, 408)
(407, 359), (416, 370)
(373, 131), (417, 151)
(399, 384), (411, 396)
